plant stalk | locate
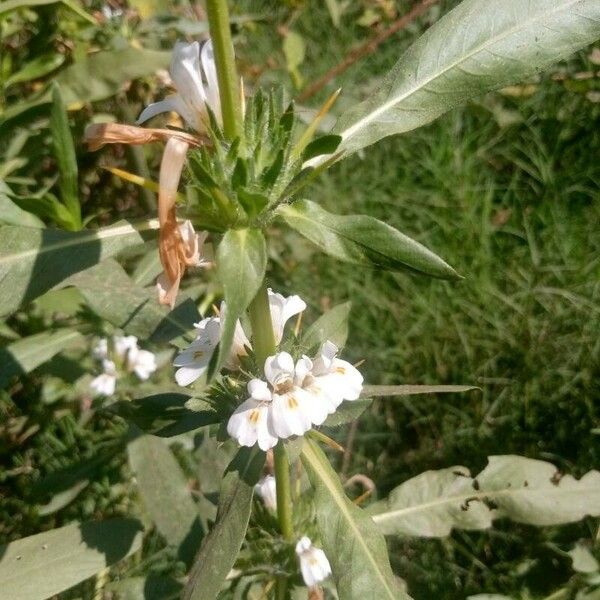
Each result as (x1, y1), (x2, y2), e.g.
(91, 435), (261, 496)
(205, 0), (242, 140)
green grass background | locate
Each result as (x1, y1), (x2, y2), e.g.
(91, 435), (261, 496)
(1, 0), (599, 598)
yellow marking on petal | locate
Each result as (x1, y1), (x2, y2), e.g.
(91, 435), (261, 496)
(193, 350), (205, 359)
(248, 409), (260, 424)
(335, 366), (346, 374)
(287, 396), (299, 409)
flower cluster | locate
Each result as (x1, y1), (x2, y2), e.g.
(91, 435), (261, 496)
(227, 342), (363, 451)
(90, 335), (157, 397)
(173, 289), (306, 386)
(295, 536), (332, 588)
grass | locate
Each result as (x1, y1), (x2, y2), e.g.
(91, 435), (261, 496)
(1, 0), (600, 598)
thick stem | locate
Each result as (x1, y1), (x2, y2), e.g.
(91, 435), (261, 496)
(248, 283), (276, 366)
(273, 443), (294, 540)
(205, 0), (242, 140)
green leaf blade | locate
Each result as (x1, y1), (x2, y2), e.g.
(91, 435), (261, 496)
(333, 0), (600, 155)
(278, 200), (459, 279)
(215, 229), (267, 373)
(301, 438), (412, 600)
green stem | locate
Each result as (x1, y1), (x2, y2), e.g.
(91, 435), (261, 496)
(205, 0), (242, 140)
(273, 443), (294, 541)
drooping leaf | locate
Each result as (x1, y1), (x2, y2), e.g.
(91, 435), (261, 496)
(0, 220), (158, 317)
(0, 519), (143, 600)
(362, 384), (479, 397)
(331, 0), (600, 156)
(66, 259), (200, 343)
(111, 394), (219, 437)
(301, 438), (411, 600)
(215, 229), (267, 373)
(182, 447), (265, 600)
(50, 84), (81, 229)
(371, 456), (600, 537)
(128, 435), (203, 565)
(301, 301), (351, 351)
(0, 327), (84, 389)
(278, 200), (459, 279)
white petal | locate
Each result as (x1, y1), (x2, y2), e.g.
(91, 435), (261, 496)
(159, 136), (189, 223)
(328, 358), (364, 400)
(299, 386), (331, 426)
(90, 373), (116, 397)
(113, 335), (138, 359)
(248, 378), (272, 402)
(92, 338), (108, 359)
(170, 41), (207, 115)
(255, 475), (277, 510)
(295, 536), (313, 555)
(268, 289), (306, 344)
(193, 316), (222, 346)
(264, 352), (295, 387)
(227, 399), (277, 450)
(294, 355), (313, 387)
(269, 389), (312, 438)
(130, 349), (157, 380)
(297, 542), (331, 587)
(200, 40), (221, 121)
(175, 365), (206, 387)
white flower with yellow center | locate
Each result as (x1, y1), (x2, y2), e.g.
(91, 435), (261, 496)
(173, 290), (306, 386)
(295, 536), (332, 588)
(89, 359), (117, 397)
(137, 40), (221, 132)
(227, 343), (363, 450)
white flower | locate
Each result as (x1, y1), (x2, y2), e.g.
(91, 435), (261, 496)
(128, 347), (157, 380)
(137, 40), (221, 132)
(92, 338), (108, 359)
(227, 343), (363, 450)
(113, 335), (138, 360)
(295, 536), (332, 588)
(90, 359), (117, 397)
(173, 291), (305, 387)
(255, 475), (277, 510)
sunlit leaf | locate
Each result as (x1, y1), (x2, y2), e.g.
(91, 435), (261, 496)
(301, 438), (412, 600)
(278, 200), (459, 279)
(362, 384), (479, 397)
(0, 519), (143, 600)
(332, 0), (600, 156)
(371, 456), (600, 537)
(302, 301), (351, 351)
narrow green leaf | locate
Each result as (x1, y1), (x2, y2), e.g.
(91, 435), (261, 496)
(0, 191), (45, 228)
(0, 220), (159, 317)
(0, 0), (96, 23)
(362, 384), (479, 397)
(0, 519), (143, 600)
(278, 200), (459, 279)
(66, 259), (200, 343)
(301, 438), (412, 600)
(128, 435), (203, 566)
(50, 84), (81, 228)
(5, 53), (65, 88)
(301, 301), (351, 351)
(183, 447), (265, 600)
(322, 399), (372, 428)
(371, 456), (600, 537)
(111, 394), (219, 437)
(215, 229), (267, 373)
(0, 328), (84, 389)
(332, 0), (600, 156)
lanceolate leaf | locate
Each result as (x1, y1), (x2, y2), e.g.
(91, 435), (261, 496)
(215, 229), (267, 373)
(0, 328), (84, 389)
(66, 259), (200, 343)
(128, 435), (203, 566)
(183, 447), (265, 600)
(302, 301), (351, 351)
(333, 0), (600, 155)
(278, 200), (458, 279)
(371, 456), (600, 537)
(301, 438), (412, 600)
(362, 384), (479, 397)
(0, 519), (143, 600)
(0, 220), (159, 317)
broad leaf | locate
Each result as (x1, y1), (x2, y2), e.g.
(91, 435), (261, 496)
(332, 0), (600, 155)
(215, 229), (267, 372)
(128, 435), (203, 565)
(0, 191), (44, 228)
(0, 220), (158, 317)
(66, 259), (200, 343)
(278, 200), (458, 279)
(106, 575), (182, 600)
(372, 455), (600, 537)
(301, 438), (411, 600)
(323, 399), (372, 428)
(50, 84), (80, 229)
(0, 327), (84, 389)
(301, 301), (351, 351)
(111, 394), (219, 437)
(183, 447), (265, 600)
(362, 384), (479, 397)
(0, 519), (143, 600)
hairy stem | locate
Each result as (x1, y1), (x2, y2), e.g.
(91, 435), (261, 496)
(205, 0), (242, 139)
